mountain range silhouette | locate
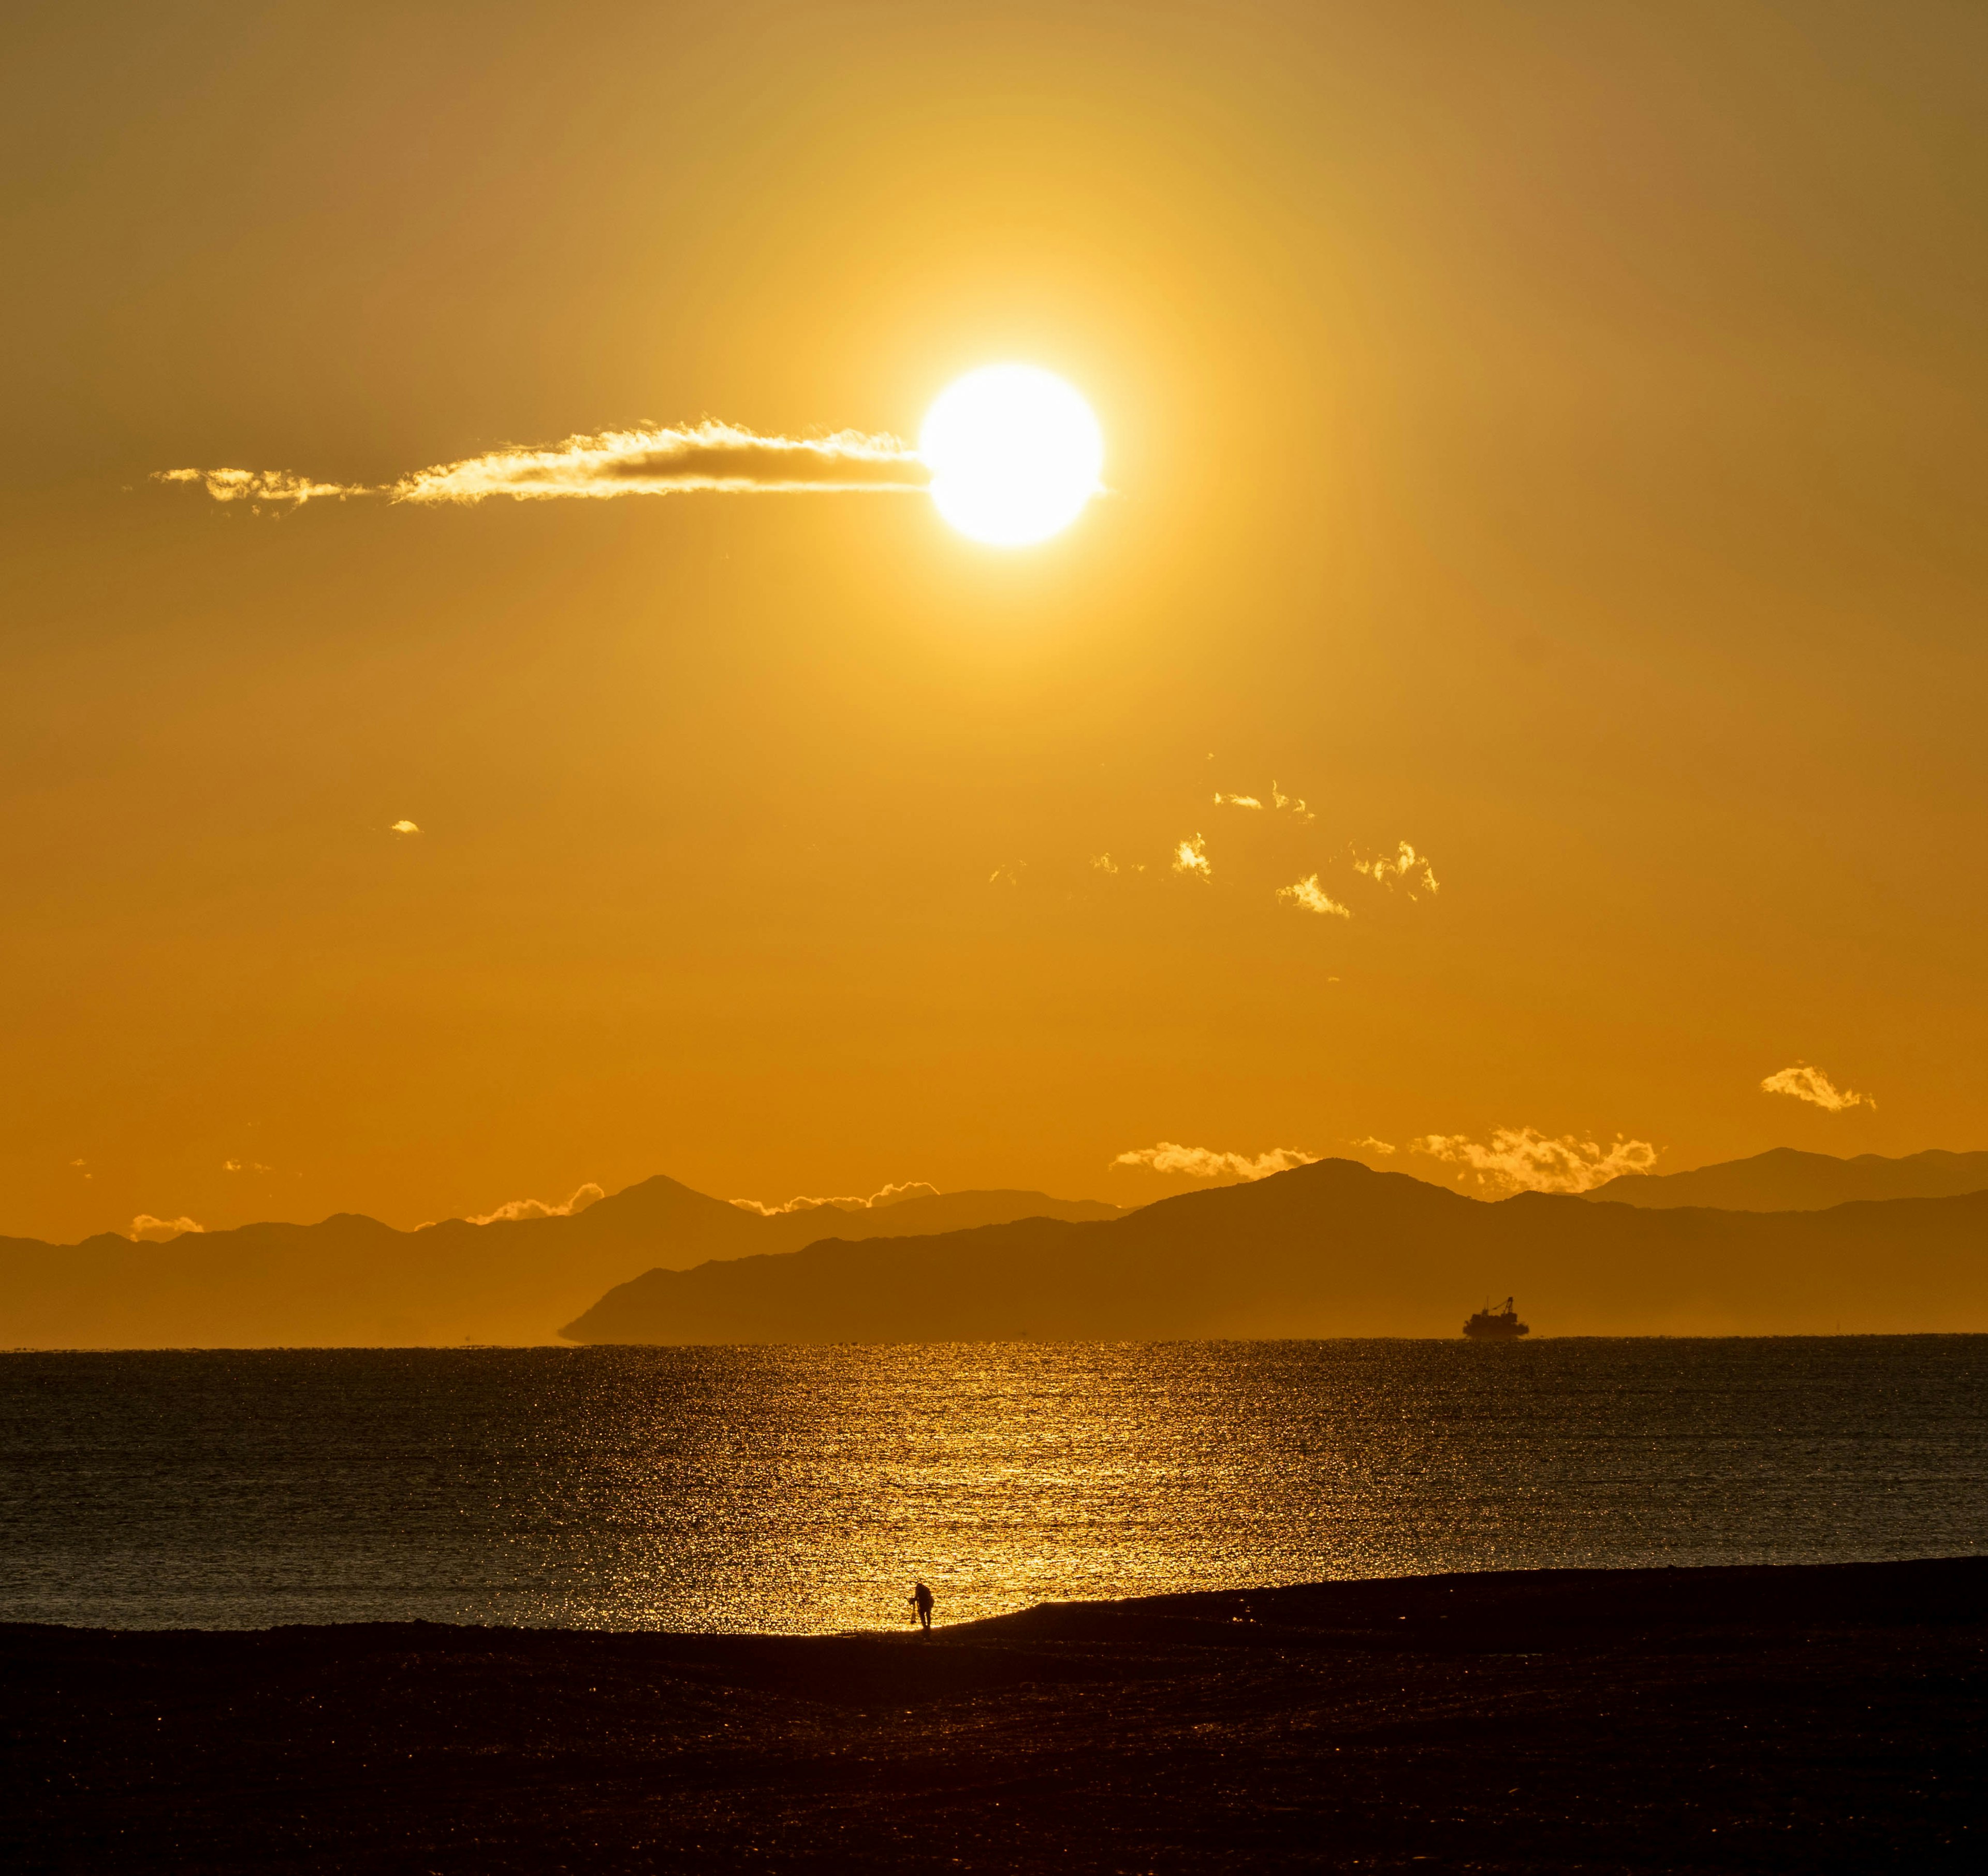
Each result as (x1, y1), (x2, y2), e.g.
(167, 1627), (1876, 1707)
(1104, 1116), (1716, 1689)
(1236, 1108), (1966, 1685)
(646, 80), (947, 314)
(565, 1157), (1988, 1343)
(5, 1149), (1984, 1347)
(0, 1182), (1120, 1349)
(1584, 1146), (1988, 1211)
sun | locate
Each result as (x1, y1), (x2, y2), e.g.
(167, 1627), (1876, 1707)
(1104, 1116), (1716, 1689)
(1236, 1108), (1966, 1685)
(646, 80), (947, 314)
(920, 365), (1104, 547)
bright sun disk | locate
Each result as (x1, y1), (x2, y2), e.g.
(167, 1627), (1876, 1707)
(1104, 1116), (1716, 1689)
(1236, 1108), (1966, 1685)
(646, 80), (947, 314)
(920, 365), (1104, 547)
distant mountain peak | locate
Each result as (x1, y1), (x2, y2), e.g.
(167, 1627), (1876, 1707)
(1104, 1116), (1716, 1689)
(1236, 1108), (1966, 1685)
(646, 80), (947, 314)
(1588, 1146), (1988, 1212)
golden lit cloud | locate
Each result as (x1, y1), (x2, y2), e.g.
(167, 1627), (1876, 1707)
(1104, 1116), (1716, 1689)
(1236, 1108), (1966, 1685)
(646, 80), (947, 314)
(1212, 781), (1313, 820)
(152, 467), (363, 506)
(1760, 1063), (1875, 1112)
(389, 820), (420, 835)
(1353, 1136), (1398, 1155)
(129, 1214), (204, 1242)
(1277, 874), (1351, 918)
(396, 423), (926, 502)
(1112, 1142), (1317, 1181)
(1412, 1127), (1657, 1195)
(1091, 853), (1120, 874)
(1172, 834), (1211, 877)
(730, 1180), (940, 1217)
(156, 423), (927, 510)
(221, 1159), (272, 1173)
(463, 1182), (605, 1225)
(1354, 840), (1439, 898)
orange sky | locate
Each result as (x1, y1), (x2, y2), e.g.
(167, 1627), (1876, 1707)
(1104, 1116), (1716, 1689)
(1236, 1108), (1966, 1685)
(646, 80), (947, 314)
(5, 1), (1985, 1243)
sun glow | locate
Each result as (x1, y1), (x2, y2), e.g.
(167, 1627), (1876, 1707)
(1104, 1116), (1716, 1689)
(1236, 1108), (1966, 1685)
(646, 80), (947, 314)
(920, 365), (1104, 546)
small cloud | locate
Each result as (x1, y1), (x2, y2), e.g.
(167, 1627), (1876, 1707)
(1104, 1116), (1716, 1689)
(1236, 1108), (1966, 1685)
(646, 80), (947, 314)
(989, 863), (1021, 886)
(730, 1180), (941, 1217)
(152, 466), (362, 507)
(861, 1181), (939, 1211)
(130, 1214), (204, 1243)
(222, 1159), (273, 1173)
(1411, 1127), (1656, 1196)
(1277, 874), (1351, 919)
(464, 1182), (605, 1226)
(1760, 1063), (1874, 1112)
(390, 820), (420, 835)
(1112, 1142), (1317, 1182)
(1172, 834), (1211, 878)
(70, 1157), (87, 1167)
(1353, 1137), (1397, 1155)
(1213, 781), (1313, 820)
(1354, 840), (1439, 899)
(1091, 853), (1119, 874)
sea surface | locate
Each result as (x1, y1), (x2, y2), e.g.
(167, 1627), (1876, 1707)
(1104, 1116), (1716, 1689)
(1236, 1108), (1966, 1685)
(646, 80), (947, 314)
(3, 1338), (1984, 1633)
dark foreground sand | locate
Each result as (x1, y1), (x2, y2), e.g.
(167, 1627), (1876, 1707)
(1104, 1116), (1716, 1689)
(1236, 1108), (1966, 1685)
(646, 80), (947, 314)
(4, 1560), (1983, 1872)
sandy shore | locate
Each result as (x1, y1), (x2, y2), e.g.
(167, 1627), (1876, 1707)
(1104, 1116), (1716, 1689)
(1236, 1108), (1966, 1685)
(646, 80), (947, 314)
(5, 1559), (1983, 1872)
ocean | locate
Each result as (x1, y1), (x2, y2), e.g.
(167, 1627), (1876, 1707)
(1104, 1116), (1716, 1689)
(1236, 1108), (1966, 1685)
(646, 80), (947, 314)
(3, 1337), (1983, 1633)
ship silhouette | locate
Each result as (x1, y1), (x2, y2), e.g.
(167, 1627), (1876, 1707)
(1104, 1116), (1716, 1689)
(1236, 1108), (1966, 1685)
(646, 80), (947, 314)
(1463, 1296), (1529, 1340)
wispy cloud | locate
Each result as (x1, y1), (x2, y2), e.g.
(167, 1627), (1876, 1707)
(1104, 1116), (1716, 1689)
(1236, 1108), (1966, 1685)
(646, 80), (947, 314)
(1112, 1143), (1317, 1182)
(221, 1159), (272, 1173)
(1352, 1136), (1397, 1155)
(1172, 834), (1211, 878)
(1277, 874), (1351, 918)
(1212, 781), (1313, 820)
(1091, 853), (1120, 874)
(130, 1214), (204, 1242)
(1411, 1127), (1656, 1195)
(389, 820), (420, 835)
(397, 424), (926, 502)
(156, 423), (928, 510)
(730, 1180), (940, 1217)
(464, 1182), (605, 1225)
(1760, 1063), (1875, 1112)
(153, 467), (364, 506)
(1353, 840), (1439, 898)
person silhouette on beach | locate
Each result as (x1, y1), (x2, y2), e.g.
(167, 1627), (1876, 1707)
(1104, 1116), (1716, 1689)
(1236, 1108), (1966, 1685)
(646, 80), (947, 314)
(911, 1581), (934, 1632)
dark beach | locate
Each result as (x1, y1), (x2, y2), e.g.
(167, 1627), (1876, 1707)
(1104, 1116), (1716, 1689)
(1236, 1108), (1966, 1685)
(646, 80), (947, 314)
(5, 1558), (1982, 1873)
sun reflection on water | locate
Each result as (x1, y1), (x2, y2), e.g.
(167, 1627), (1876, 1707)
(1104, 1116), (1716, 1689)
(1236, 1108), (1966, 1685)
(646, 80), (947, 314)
(3, 1338), (1984, 1631)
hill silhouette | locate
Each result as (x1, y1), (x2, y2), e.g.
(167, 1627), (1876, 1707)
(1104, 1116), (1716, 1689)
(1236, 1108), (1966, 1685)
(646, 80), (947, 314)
(1584, 1146), (1988, 1211)
(0, 1182), (1123, 1349)
(563, 1157), (1988, 1342)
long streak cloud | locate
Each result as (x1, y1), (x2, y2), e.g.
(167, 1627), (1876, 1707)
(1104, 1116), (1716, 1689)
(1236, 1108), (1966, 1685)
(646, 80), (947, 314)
(1113, 1143), (1317, 1182)
(156, 422), (930, 507)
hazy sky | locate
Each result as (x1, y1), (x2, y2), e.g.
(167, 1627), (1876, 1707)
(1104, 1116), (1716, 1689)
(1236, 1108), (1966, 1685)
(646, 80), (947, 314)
(5, 0), (1985, 1242)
